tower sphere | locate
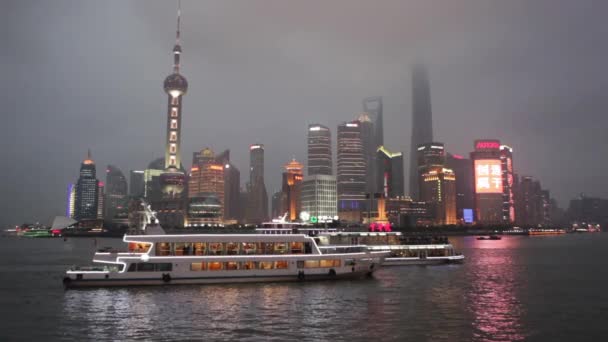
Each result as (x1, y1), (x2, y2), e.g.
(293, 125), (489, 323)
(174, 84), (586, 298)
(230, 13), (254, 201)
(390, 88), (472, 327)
(163, 73), (188, 98)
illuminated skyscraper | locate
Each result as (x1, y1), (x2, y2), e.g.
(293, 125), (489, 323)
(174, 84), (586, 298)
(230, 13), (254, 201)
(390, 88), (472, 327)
(376, 146), (404, 198)
(409, 64), (434, 199)
(280, 159), (304, 221)
(307, 124), (332, 176)
(105, 165), (128, 221)
(188, 148), (225, 219)
(470, 140), (503, 225)
(337, 120), (366, 221)
(74, 150), (99, 220)
(246, 144), (268, 223)
(420, 167), (457, 225)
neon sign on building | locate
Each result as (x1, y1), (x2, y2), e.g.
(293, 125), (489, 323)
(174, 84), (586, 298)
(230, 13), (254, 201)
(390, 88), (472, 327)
(474, 159), (503, 193)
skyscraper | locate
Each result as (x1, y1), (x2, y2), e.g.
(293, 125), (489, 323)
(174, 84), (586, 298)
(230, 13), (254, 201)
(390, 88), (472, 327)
(420, 167), (457, 225)
(280, 159), (304, 221)
(446, 153), (474, 221)
(246, 144), (268, 223)
(357, 113), (376, 194)
(307, 124), (332, 176)
(129, 170), (145, 198)
(97, 181), (105, 220)
(471, 140), (503, 225)
(363, 96), (384, 148)
(74, 150), (99, 220)
(301, 175), (338, 222)
(376, 146), (404, 198)
(188, 148), (225, 219)
(337, 120), (366, 221)
(105, 165), (128, 221)
(362, 96), (384, 194)
(215, 150), (241, 222)
(500, 145), (516, 223)
(409, 64), (434, 200)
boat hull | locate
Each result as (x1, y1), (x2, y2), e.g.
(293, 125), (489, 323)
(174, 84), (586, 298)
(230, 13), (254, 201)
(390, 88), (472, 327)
(63, 268), (376, 288)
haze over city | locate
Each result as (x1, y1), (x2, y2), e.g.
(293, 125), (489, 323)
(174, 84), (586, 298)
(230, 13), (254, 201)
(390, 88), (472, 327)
(2, 0), (608, 225)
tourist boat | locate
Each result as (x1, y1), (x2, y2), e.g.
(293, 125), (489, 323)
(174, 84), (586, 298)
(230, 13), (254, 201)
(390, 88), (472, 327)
(63, 206), (386, 288)
(316, 232), (464, 266)
(528, 228), (566, 236)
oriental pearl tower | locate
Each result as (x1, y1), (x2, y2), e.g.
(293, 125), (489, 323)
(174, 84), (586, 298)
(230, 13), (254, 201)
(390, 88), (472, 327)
(160, 1), (188, 197)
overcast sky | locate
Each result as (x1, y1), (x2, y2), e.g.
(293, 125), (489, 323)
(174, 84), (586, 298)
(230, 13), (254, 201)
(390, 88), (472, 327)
(2, 0), (608, 225)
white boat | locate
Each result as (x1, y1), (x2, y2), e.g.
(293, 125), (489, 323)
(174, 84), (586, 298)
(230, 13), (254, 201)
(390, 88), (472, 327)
(316, 232), (465, 266)
(63, 204), (386, 288)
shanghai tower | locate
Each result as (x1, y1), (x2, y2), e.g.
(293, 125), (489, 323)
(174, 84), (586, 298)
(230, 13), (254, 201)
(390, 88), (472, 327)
(409, 64), (433, 200)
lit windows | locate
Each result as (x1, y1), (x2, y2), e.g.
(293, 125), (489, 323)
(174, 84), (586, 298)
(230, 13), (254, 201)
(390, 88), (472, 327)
(171, 108), (178, 117)
(170, 132), (177, 142)
(170, 144), (177, 153)
(171, 119), (178, 129)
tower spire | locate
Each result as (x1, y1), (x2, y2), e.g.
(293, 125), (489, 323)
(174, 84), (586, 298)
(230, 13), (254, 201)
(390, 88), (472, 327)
(176, 0), (181, 43)
(172, 0), (182, 73)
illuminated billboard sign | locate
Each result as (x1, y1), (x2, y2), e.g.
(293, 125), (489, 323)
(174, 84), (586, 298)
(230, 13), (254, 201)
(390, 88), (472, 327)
(474, 159), (503, 193)
(463, 209), (474, 224)
(475, 140), (500, 150)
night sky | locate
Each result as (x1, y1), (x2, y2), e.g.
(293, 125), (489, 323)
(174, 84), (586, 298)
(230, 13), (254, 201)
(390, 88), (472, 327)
(2, 0), (608, 225)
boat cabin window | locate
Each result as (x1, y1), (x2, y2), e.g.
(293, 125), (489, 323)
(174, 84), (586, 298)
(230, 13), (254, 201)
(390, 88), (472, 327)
(290, 242), (303, 254)
(226, 243), (239, 255)
(152, 241), (312, 256)
(304, 259), (340, 268)
(128, 263), (172, 272)
(128, 243), (152, 253)
(209, 243), (223, 255)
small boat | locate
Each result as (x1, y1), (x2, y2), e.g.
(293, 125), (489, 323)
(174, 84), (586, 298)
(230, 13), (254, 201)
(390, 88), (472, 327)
(477, 235), (502, 240)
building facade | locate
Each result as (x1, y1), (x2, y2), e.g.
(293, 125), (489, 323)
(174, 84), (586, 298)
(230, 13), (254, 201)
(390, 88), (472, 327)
(129, 170), (145, 198)
(105, 165), (128, 221)
(307, 124), (332, 176)
(246, 144), (269, 224)
(74, 151), (99, 220)
(300, 175), (338, 221)
(420, 167), (457, 225)
(446, 153), (475, 222)
(337, 120), (366, 221)
(376, 146), (404, 198)
(281, 159), (304, 222)
(500, 145), (516, 223)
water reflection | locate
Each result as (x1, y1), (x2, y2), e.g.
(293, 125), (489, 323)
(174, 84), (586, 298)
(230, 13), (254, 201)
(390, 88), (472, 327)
(466, 236), (527, 341)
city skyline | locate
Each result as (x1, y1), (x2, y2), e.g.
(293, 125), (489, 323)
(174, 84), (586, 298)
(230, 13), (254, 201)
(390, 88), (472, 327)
(3, 0), (608, 225)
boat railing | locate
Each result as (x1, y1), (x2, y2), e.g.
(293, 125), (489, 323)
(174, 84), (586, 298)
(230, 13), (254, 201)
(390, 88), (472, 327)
(69, 265), (120, 272)
(317, 245), (369, 254)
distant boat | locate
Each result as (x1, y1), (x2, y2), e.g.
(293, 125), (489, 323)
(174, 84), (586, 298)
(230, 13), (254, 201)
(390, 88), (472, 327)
(477, 235), (502, 240)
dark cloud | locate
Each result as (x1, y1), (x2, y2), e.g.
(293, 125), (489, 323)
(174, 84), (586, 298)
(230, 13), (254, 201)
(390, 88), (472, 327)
(1, 0), (607, 225)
